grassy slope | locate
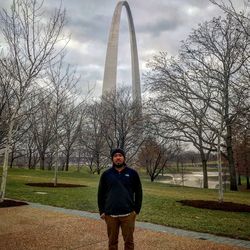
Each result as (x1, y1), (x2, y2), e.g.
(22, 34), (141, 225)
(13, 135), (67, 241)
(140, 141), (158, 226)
(3, 167), (250, 240)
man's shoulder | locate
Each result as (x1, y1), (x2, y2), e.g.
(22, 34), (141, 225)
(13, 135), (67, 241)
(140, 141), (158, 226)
(126, 166), (139, 175)
(101, 166), (113, 176)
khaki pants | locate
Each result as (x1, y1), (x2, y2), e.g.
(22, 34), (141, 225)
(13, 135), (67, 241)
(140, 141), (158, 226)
(105, 212), (136, 250)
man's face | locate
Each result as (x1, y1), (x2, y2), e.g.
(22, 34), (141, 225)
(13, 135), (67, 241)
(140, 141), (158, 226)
(112, 153), (125, 166)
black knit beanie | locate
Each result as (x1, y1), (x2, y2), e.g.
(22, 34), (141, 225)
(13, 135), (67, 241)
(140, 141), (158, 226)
(110, 148), (126, 159)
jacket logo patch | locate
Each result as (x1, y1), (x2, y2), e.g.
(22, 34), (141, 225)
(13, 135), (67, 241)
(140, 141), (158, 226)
(125, 174), (130, 177)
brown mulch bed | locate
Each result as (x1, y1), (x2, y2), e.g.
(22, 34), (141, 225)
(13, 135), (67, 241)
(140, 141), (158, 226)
(179, 200), (250, 212)
(25, 183), (87, 188)
(0, 199), (28, 208)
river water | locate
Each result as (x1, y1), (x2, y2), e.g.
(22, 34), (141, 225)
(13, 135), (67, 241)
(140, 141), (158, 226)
(157, 171), (229, 189)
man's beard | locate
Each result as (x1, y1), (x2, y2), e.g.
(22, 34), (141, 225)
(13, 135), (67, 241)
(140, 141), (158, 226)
(113, 162), (125, 168)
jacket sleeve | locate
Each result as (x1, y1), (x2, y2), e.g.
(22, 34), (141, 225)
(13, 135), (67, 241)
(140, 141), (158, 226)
(134, 171), (143, 214)
(97, 172), (106, 215)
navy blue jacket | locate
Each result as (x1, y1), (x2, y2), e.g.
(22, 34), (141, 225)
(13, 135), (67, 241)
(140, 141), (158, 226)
(98, 165), (142, 215)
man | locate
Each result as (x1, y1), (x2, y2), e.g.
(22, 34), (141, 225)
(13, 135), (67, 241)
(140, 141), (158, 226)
(98, 148), (143, 250)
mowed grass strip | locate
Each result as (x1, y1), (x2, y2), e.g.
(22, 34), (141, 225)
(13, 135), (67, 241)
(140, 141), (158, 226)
(3, 167), (250, 240)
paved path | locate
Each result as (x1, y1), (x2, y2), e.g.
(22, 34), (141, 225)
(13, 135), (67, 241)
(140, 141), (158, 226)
(0, 202), (249, 250)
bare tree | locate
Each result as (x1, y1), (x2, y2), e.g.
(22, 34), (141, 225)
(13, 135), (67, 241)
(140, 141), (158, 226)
(29, 92), (55, 170)
(8, 123), (28, 168)
(144, 76), (217, 188)
(0, 64), (13, 150)
(210, 0), (250, 36)
(137, 137), (178, 182)
(100, 87), (144, 164)
(182, 14), (250, 191)
(24, 129), (39, 169)
(45, 57), (80, 185)
(145, 14), (250, 191)
(60, 103), (84, 171)
(0, 0), (67, 201)
(233, 109), (250, 189)
(81, 102), (109, 174)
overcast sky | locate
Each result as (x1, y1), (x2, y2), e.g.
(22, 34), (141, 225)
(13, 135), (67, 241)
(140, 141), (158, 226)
(0, 0), (247, 97)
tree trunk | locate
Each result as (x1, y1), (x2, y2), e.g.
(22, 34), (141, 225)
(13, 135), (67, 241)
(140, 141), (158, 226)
(247, 176), (250, 189)
(0, 119), (14, 202)
(96, 155), (100, 175)
(238, 174), (241, 185)
(200, 149), (208, 188)
(28, 148), (32, 169)
(65, 151), (70, 171)
(40, 155), (45, 170)
(198, 132), (208, 188)
(150, 175), (154, 182)
(246, 165), (250, 189)
(10, 147), (15, 168)
(97, 168), (101, 175)
(226, 125), (238, 191)
(32, 154), (38, 169)
(77, 149), (81, 172)
(201, 159), (208, 188)
(54, 146), (59, 187)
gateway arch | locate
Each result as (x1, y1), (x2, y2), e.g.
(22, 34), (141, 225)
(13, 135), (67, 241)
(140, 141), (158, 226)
(102, 1), (141, 104)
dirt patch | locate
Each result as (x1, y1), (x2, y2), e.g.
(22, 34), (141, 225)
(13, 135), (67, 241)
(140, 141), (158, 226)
(179, 200), (250, 212)
(0, 199), (28, 208)
(25, 183), (87, 188)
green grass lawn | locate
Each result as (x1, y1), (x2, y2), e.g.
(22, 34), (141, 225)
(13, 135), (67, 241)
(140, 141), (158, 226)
(2, 167), (250, 240)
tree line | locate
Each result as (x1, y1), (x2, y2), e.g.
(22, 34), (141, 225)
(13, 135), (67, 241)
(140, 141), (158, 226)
(1, 0), (250, 202)
(145, 1), (250, 191)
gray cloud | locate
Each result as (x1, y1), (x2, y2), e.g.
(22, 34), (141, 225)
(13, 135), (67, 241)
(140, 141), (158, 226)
(1, 0), (241, 97)
(67, 14), (111, 43)
(137, 18), (184, 36)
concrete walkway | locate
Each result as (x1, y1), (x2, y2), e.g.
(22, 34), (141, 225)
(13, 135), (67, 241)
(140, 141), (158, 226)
(0, 202), (249, 250)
